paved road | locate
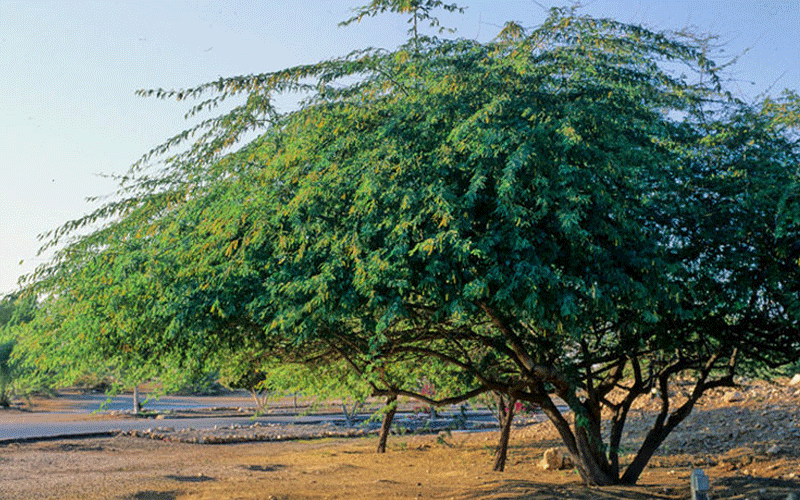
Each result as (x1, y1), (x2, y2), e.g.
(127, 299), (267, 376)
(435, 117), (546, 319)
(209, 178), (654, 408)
(0, 392), (504, 442)
(0, 413), (361, 442)
(22, 391), (260, 413)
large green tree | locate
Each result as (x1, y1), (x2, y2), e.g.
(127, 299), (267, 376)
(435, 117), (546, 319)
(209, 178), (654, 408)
(19, 3), (800, 486)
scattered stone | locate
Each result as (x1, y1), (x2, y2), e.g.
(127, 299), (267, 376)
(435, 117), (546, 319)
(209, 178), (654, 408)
(789, 374), (800, 386)
(540, 448), (572, 470)
(726, 391), (745, 403)
(766, 444), (782, 455)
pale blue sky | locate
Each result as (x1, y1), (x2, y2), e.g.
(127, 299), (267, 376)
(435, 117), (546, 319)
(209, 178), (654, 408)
(2, 0), (799, 295)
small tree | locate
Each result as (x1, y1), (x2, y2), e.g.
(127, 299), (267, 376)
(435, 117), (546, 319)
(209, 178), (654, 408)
(217, 350), (273, 411)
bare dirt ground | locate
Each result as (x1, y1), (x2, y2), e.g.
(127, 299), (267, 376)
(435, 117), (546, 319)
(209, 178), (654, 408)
(1, 378), (799, 500)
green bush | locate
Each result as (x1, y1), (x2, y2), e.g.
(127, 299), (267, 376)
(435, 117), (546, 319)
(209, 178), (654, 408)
(0, 340), (16, 407)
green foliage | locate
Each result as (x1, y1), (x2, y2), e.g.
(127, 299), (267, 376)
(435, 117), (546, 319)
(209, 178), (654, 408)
(0, 293), (39, 402)
(0, 340), (14, 406)
(341, 0), (466, 46)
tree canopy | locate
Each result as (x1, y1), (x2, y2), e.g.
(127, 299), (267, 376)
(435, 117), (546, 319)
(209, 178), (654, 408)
(11, 2), (800, 486)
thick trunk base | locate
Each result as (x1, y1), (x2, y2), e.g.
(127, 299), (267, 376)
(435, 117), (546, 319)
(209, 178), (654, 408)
(377, 394), (398, 454)
(493, 397), (515, 472)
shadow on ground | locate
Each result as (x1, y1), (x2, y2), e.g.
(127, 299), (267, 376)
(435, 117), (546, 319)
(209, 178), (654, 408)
(712, 476), (800, 500)
(460, 479), (688, 500)
(164, 474), (216, 483)
(119, 492), (179, 500)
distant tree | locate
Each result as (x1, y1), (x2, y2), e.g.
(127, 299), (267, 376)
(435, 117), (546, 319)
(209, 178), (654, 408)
(0, 340), (15, 407)
(19, 2), (800, 486)
(0, 293), (38, 405)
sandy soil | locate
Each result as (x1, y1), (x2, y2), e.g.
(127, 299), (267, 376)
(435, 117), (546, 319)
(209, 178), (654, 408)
(1, 379), (799, 500)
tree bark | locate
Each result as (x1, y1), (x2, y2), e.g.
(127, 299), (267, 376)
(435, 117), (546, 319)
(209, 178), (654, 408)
(537, 393), (618, 485)
(342, 403), (354, 427)
(621, 389), (700, 483)
(574, 422), (617, 486)
(574, 396), (616, 485)
(493, 396), (516, 471)
(132, 385), (141, 413)
(620, 425), (668, 484)
(377, 394), (398, 454)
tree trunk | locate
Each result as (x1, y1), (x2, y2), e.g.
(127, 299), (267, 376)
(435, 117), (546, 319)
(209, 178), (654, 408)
(132, 385), (141, 413)
(249, 387), (269, 412)
(621, 396), (700, 484)
(537, 394), (618, 486)
(574, 423), (617, 486)
(377, 394), (398, 454)
(342, 400), (363, 428)
(620, 426), (667, 484)
(493, 396), (516, 471)
(0, 377), (9, 408)
(342, 403), (353, 427)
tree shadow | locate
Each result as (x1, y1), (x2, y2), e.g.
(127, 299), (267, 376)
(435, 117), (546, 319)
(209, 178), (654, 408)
(118, 491), (178, 500)
(457, 476), (800, 500)
(242, 464), (284, 472)
(713, 476), (800, 500)
(458, 479), (687, 500)
(164, 474), (215, 483)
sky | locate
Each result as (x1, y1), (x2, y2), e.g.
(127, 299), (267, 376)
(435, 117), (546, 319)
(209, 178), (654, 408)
(1, 0), (799, 295)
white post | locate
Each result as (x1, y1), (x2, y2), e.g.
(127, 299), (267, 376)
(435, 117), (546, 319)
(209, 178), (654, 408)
(690, 469), (710, 500)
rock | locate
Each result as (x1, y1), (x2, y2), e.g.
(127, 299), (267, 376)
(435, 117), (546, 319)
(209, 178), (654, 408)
(540, 448), (567, 470)
(726, 391), (745, 403)
(767, 444), (782, 455)
(789, 374), (800, 386)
